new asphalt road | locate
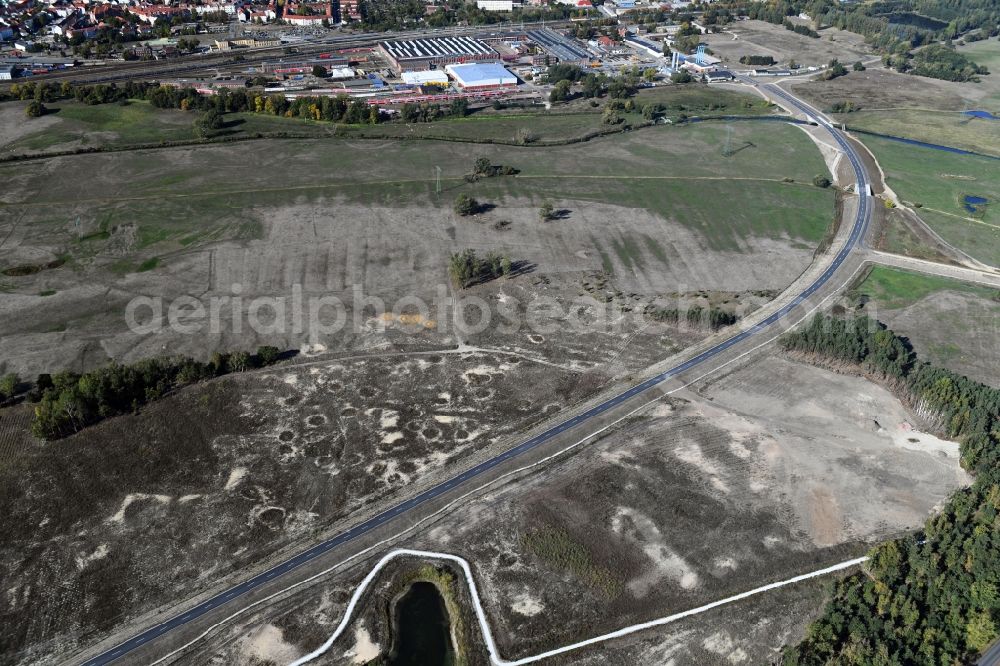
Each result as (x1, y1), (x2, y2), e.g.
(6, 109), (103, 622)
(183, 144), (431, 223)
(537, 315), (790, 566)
(76, 81), (872, 666)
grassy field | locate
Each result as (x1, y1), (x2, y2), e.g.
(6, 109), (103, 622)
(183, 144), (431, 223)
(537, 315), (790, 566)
(338, 110), (624, 143)
(8, 100), (198, 151)
(633, 86), (774, 115)
(468, 176), (831, 252)
(856, 265), (997, 309)
(859, 134), (1000, 265)
(957, 38), (1000, 108)
(0, 120), (831, 259)
(1, 85), (778, 156)
(852, 265), (1000, 386)
(838, 109), (1000, 157)
(914, 208), (1000, 266)
(522, 526), (622, 597)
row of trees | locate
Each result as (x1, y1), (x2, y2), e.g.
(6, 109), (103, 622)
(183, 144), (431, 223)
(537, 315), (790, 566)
(783, 18), (820, 38)
(645, 305), (739, 330)
(399, 98), (468, 123)
(29, 347), (284, 440)
(2, 79), (392, 126)
(739, 55), (776, 66)
(781, 314), (1000, 663)
(470, 157), (517, 180)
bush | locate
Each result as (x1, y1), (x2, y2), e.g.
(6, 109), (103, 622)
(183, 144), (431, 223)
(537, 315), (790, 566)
(454, 194), (479, 216)
(820, 59), (849, 80)
(0, 373), (19, 400)
(195, 108), (224, 137)
(549, 79), (572, 103)
(256, 345), (280, 365)
(829, 100), (860, 113)
(812, 175), (832, 188)
(25, 100), (46, 118)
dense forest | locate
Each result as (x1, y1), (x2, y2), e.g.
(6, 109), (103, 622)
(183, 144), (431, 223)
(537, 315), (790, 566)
(781, 315), (1000, 664)
(910, 43), (990, 81)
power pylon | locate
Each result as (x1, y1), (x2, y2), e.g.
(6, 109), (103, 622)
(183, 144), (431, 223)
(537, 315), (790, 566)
(721, 125), (734, 157)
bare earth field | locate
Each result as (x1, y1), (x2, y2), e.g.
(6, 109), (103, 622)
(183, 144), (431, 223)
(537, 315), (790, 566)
(183, 354), (968, 665)
(792, 66), (993, 113)
(820, 40), (1000, 154)
(0, 349), (601, 665)
(0, 112), (845, 664)
(0, 121), (834, 378)
(703, 21), (873, 70)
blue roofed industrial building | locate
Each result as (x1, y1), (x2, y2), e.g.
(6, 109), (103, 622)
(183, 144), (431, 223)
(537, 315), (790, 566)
(444, 62), (519, 91)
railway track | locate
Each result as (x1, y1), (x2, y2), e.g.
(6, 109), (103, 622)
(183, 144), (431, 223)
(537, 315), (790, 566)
(13, 21), (575, 85)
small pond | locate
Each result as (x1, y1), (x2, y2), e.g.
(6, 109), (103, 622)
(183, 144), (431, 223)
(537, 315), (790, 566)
(964, 195), (988, 214)
(390, 581), (455, 666)
(964, 110), (999, 120)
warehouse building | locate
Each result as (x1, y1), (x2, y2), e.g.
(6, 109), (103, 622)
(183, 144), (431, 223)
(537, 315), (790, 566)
(401, 69), (451, 86)
(445, 62), (518, 91)
(379, 36), (497, 73)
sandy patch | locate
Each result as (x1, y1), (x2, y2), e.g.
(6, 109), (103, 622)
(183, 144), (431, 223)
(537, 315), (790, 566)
(511, 590), (545, 617)
(224, 467), (248, 491)
(381, 431), (403, 444)
(806, 485), (843, 547)
(892, 425), (961, 459)
(703, 632), (749, 663)
(107, 494), (171, 523)
(347, 624), (380, 663)
(239, 624), (300, 663)
(611, 507), (699, 596)
(674, 442), (730, 494)
(75, 544), (109, 570)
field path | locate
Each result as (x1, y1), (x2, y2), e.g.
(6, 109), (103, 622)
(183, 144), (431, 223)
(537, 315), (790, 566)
(288, 548), (869, 666)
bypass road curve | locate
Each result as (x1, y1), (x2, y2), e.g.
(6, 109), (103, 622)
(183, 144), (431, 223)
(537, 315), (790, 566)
(75, 81), (872, 666)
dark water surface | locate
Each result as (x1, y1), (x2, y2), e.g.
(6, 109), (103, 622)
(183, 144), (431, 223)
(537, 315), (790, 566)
(390, 582), (454, 666)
